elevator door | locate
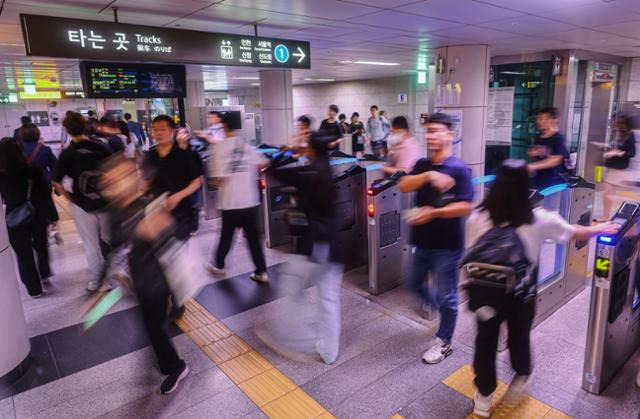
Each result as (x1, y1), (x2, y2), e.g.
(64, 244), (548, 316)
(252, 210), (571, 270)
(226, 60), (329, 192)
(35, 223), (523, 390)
(582, 81), (614, 183)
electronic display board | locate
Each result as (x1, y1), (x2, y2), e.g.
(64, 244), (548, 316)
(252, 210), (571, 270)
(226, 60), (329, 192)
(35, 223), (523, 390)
(21, 14), (310, 69)
(79, 62), (186, 98)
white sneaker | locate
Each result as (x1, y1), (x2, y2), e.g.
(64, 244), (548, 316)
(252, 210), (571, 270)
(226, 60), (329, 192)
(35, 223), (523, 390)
(86, 280), (100, 292)
(204, 263), (226, 276)
(422, 337), (453, 364)
(473, 391), (492, 418)
(250, 272), (269, 284)
(504, 374), (532, 402)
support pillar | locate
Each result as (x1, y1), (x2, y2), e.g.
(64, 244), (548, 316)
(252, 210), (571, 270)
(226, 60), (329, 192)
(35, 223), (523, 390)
(433, 45), (490, 178)
(0, 201), (30, 378)
(259, 70), (293, 146)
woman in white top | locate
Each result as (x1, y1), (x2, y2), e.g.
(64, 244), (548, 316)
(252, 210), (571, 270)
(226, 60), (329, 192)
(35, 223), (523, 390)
(465, 159), (617, 418)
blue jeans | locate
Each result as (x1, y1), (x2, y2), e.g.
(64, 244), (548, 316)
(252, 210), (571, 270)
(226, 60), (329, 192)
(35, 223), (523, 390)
(407, 247), (462, 342)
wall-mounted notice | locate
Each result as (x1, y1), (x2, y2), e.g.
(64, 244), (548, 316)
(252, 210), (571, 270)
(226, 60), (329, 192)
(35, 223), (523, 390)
(627, 58), (640, 102)
(27, 111), (50, 127)
(486, 86), (514, 145)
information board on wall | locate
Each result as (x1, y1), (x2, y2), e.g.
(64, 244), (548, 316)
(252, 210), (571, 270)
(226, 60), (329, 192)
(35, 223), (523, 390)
(21, 14), (310, 69)
(628, 58), (640, 102)
(80, 62), (186, 98)
(486, 87), (514, 145)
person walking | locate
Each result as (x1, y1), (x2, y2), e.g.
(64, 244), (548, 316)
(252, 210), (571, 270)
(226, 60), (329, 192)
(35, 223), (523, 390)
(12, 116), (31, 143)
(124, 112), (147, 148)
(602, 114), (637, 218)
(465, 159), (618, 417)
(399, 112), (474, 364)
(0, 139), (53, 297)
(367, 105), (386, 158)
(204, 113), (268, 283)
(53, 112), (113, 292)
(348, 112), (365, 158)
(383, 115), (422, 175)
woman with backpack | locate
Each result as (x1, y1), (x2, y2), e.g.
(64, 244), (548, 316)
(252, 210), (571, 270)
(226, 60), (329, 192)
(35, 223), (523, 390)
(464, 159), (618, 417)
(0, 139), (53, 297)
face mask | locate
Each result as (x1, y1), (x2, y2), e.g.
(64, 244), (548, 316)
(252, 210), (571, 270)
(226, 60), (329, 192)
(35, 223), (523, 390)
(388, 132), (403, 147)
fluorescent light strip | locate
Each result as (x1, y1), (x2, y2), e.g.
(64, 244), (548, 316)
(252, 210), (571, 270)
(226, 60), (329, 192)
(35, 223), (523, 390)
(250, 83), (260, 86)
(353, 60), (400, 66)
(232, 76), (259, 80)
(304, 78), (335, 82)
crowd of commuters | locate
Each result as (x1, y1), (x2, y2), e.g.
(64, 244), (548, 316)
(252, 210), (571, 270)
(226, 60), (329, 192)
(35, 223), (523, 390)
(1, 103), (638, 409)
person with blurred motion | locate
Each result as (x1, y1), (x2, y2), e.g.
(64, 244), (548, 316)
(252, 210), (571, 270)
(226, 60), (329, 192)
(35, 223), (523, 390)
(142, 115), (202, 243)
(118, 119), (138, 159)
(348, 112), (365, 158)
(338, 113), (349, 135)
(175, 127), (204, 236)
(93, 118), (126, 154)
(290, 115), (313, 150)
(465, 159), (619, 417)
(0, 139), (53, 297)
(383, 115), (422, 175)
(528, 107), (570, 190)
(53, 112), (113, 292)
(367, 105), (386, 158)
(19, 124), (62, 245)
(320, 104), (344, 145)
(124, 112), (147, 148)
(259, 129), (344, 365)
(13, 116), (31, 143)
(379, 109), (391, 155)
(87, 110), (98, 122)
(204, 113), (268, 283)
(399, 112), (474, 364)
(601, 114), (637, 218)
(99, 154), (189, 394)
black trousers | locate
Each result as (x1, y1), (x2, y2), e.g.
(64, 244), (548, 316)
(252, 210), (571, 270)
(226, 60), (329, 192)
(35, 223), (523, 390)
(473, 294), (535, 396)
(130, 243), (184, 375)
(215, 206), (267, 274)
(7, 216), (51, 296)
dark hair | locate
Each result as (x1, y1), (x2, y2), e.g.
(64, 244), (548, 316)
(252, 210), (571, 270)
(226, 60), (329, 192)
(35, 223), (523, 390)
(124, 113), (132, 120)
(370, 105), (378, 111)
(19, 124), (40, 143)
(391, 115), (409, 131)
(87, 110), (95, 117)
(0, 138), (27, 176)
(380, 110), (386, 116)
(221, 112), (237, 130)
(151, 114), (176, 129)
(428, 112), (453, 129)
(339, 113), (346, 120)
(329, 104), (339, 114)
(297, 115), (311, 126)
(208, 111), (222, 118)
(479, 159), (533, 227)
(20, 116), (31, 125)
(63, 111), (88, 136)
(118, 120), (131, 144)
(351, 112), (359, 119)
(538, 107), (559, 120)
(615, 113), (634, 132)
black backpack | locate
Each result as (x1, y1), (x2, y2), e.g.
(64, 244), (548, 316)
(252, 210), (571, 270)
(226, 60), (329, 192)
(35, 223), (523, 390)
(460, 224), (533, 312)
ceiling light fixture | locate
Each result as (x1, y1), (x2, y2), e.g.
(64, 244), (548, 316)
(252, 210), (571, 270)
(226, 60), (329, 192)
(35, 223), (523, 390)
(304, 78), (335, 82)
(353, 60), (400, 66)
(250, 82), (260, 86)
(232, 76), (260, 80)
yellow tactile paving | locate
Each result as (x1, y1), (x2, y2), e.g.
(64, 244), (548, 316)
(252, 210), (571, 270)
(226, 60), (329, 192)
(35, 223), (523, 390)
(218, 350), (274, 383)
(203, 335), (252, 364)
(389, 414), (406, 419)
(261, 388), (327, 418)
(177, 299), (336, 418)
(239, 369), (298, 407)
(443, 364), (572, 419)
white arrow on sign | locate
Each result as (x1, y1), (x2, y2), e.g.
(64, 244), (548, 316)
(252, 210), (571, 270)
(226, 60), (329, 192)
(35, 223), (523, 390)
(293, 46), (306, 63)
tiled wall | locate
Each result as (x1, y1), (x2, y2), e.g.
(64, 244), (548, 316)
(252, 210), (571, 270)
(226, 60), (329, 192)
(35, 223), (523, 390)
(292, 76), (418, 130)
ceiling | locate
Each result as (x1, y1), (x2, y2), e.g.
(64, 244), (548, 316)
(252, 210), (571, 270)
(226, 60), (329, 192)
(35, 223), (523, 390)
(1, 0), (640, 91)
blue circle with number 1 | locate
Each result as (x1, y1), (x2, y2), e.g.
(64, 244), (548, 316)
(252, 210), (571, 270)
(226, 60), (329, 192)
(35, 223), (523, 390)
(274, 44), (289, 63)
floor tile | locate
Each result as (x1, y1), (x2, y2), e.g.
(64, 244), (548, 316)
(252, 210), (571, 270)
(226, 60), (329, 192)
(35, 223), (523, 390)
(170, 385), (259, 419)
(397, 383), (473, 419)
(0, 397), (15, 419)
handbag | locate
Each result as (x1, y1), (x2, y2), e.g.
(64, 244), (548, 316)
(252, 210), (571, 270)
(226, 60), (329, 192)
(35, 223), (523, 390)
(6, 178), (35, 228)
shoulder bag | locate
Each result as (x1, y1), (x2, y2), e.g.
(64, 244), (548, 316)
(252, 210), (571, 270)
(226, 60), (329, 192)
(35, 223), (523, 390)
(6, 177), (35, 228)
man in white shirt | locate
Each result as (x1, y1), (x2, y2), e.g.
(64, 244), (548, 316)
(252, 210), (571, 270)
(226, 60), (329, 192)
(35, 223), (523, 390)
(205, 113), (269, 283)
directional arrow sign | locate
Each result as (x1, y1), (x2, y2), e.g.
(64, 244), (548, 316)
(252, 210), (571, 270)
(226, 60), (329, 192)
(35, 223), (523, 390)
(293, 46), (306, 63)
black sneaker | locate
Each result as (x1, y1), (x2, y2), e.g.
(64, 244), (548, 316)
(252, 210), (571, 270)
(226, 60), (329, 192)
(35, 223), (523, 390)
(168, 305), (185, 323)
(160, 363), (189, 395)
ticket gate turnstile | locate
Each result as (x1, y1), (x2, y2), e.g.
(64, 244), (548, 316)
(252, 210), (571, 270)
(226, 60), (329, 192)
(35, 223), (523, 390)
(582, 201), (640, 394)
(366, 173), (412, 295)
(534, 176), (596, 326)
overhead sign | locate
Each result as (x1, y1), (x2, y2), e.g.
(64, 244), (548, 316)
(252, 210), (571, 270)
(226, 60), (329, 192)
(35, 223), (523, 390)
(79, 62), (186, 98)
(20, 14), (311, 69)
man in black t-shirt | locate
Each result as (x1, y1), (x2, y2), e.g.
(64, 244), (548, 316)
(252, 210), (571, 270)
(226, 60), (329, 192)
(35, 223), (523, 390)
(319, 104), (344, 146)
(53, 112), (113, 292)
(528, 107), (570, 190)
(142, 115), (202, 242)
(399, 112), (474, 366)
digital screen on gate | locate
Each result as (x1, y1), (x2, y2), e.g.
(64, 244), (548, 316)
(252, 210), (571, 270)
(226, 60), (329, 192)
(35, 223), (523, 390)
(79, 62), (186, 99)
(21, 14), (310, 69)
